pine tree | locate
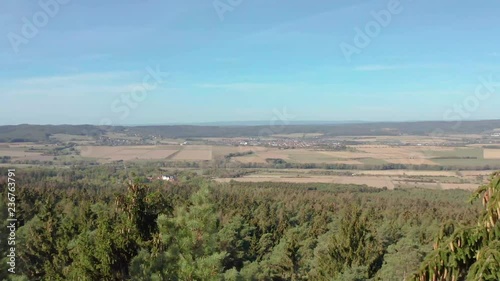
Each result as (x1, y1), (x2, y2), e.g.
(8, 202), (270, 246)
(310, 206), (384, 280)
(267, 226), (309, 281)
(413, 172), (500, 281)
(218, 215), (255, 271)
(130, 185), (226, 281)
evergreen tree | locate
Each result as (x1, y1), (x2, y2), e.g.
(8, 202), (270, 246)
(130, 185), (226, 281)
(414, 172), (500, 281)
(310, 206), (384, 280)
(219, 215), (255, 271)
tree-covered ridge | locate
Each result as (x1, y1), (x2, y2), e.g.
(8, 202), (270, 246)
(0, 168), (496, 280)
(414, 172), (500, 281)
(2, 119), (500, 141)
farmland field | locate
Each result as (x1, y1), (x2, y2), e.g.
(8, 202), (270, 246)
(79, 145), (180, 162)
(484, 149), (500, 159)
(2, 130), (499, 192)
(173, 145), (213, 161)
(228, 145), (490, 166)
(0, 144), (55, 161)
(214, 173), (481, 190)
(215, 171), (484, 190)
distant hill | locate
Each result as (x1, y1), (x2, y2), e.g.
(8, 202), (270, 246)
(186, 120), (368, 126)
(1, 120), (499, 142)
(0, 124), (104, 142)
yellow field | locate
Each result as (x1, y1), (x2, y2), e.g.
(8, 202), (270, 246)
(215, 173), (480, 190)
(355, 145), (447, 165)
(229, 145), (452, 165)
(215, 175), (395, 189)
(210, 146), (267, 158)
(234, 155), (268, 164)
(484, 149), (500, 159)
(356, 170), (456, 176)
(79, 146), (179, 162)
(0, 146), (52, 160)
(173, 146), (213, 161)
(77, 145), (218, 162)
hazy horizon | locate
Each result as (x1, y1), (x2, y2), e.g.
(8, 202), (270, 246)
(3, 118), (500, 127)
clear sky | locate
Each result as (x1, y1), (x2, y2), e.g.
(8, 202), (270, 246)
(1, 0), (499, 125)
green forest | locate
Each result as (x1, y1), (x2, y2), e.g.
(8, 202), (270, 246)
(0, 167), (499, 280)
(2, 120), (500, 142)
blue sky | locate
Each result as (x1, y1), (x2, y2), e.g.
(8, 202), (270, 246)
(0, 0), (499, 125)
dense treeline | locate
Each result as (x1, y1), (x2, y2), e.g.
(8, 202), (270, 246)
(2, 119), (500, 141)
(0, 125), (103, 142)
(0, 167), (498, 280)
(156, 158), (500, 173)
(236, 161), (500, 172)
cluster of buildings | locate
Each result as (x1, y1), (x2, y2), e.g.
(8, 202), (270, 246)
(146, 175), (177, 182)
(96, 136), (146, 146)
(207, 138), (344, 149)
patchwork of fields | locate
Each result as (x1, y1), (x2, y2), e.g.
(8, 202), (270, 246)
(2, 142), (499, 167)
(231, 145), (498, 167)
(78, 145), (215, 162)
(215, 169), (490, 190)
(0, 143), (55, 161)
(1, 133), (499, 191)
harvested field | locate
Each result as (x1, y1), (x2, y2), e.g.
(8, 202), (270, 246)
(227, 145), (494, 166)
(216, 174), (395, 189)
(215, 173), (480, 190)
(0, 149), (41, 158)
(211, 146), (267, 158)
(484, 149), (500, 159)
(0, 145), (56, 162)
(357, 170), (459, 176)
(79, 146), (179, 162)
(0, 146), (47, 158)
(440, 183), (478, 190)
(287, 150), (362, 164)
(169, 146), (213, 161)
(234, 155), (268, 164)
(356, 146), (439, 165)
(173, 149), (212, 160)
